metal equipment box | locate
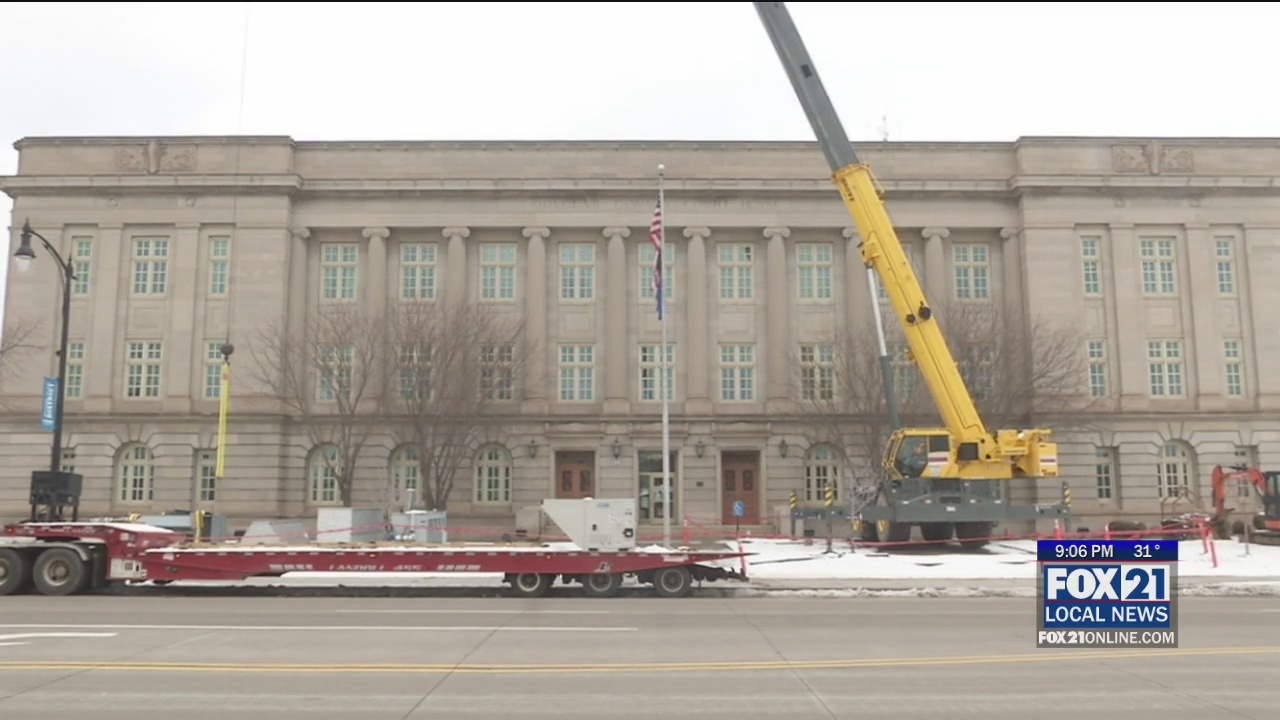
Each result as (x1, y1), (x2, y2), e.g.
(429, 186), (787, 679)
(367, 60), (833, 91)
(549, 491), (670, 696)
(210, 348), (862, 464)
(541, 498), (638, 552)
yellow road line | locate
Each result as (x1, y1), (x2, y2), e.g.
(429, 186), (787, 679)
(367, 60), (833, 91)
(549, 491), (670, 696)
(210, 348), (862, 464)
(1, 646), (1277, 674)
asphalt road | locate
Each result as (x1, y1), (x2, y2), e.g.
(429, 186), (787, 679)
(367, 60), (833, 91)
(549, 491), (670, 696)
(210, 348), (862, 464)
(0, 595), (1277, 719)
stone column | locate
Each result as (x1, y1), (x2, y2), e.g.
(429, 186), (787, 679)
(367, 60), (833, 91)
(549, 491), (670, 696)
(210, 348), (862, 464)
(286, 227), (310, 345)
(764, 227), (790, 407)
(522, 226), (550, 413)
(87, 224), (123, 410)
(1107, 223), (1145, 402)
(1184, 224), (1216, 399)
(999, 227), (1023, 309)
(603, 227), (631, 415)
(442, 227), (470, 309)
(921, 227), (949, 302)
(683, 227), (711, 414)
(169, 223), (201, 401)
(844, 227), (872, 328)
(362, 226), (390, 320)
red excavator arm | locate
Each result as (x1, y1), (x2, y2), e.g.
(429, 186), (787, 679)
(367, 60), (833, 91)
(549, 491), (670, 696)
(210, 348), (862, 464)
(1209, 464), (1280, 536)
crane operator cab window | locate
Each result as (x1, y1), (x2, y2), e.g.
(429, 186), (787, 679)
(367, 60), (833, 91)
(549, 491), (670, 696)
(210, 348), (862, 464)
(893, 434), (950, 479)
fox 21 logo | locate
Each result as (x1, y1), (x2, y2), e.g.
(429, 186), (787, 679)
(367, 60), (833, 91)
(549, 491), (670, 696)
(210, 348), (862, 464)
(1044, 564), (1171, 602)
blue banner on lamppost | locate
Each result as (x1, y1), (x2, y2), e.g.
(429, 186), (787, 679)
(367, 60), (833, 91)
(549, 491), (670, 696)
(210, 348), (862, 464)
(41, 376), (58, 431)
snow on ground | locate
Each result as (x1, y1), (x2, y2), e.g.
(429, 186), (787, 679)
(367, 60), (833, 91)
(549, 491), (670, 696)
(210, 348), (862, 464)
(721, 536), (1280, 580)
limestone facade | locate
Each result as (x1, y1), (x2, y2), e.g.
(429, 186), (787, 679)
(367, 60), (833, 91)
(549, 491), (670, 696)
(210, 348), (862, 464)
(2, 136), (1278, 533)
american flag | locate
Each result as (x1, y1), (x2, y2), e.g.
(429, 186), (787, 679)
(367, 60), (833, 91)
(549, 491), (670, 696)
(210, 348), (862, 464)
(649, 196), (665, 320)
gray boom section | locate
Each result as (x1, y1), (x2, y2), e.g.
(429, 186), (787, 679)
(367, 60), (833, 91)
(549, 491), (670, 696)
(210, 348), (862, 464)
(752, 2), (861, 172)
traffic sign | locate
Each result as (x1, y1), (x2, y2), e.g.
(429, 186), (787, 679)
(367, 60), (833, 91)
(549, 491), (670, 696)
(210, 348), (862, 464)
(733, 500), (745, 518)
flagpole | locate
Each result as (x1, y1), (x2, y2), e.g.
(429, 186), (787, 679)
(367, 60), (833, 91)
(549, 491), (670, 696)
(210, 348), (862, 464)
(657, 163), (673, 549)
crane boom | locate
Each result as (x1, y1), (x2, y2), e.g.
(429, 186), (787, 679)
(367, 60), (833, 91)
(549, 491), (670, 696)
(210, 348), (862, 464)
(753, 2), (1058, 481)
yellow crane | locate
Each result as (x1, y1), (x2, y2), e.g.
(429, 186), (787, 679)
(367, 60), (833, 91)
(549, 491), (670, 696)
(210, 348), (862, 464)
(755, 3), (1065, 545)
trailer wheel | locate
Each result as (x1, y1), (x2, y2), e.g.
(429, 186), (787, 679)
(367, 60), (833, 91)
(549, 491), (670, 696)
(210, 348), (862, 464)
(509, 572), (552, 598)
(31, 548), (88, 597)
(652, 566), (692, 598)
(581, 572), (623, 598)
(0, 548), (32, 596)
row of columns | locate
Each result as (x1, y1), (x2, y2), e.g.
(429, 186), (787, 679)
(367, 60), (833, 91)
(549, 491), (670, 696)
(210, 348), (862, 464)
(285, 223), (1012, 411)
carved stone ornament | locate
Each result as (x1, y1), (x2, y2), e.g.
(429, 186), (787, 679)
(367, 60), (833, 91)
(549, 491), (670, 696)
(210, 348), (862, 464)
(114, 139), (198, 174)
(1111, 141), (1193, 175)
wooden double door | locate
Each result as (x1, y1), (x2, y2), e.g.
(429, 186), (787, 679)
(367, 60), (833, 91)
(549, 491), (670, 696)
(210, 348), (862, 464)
(720, 451), (760, 524)
(555, 451), (595, 499)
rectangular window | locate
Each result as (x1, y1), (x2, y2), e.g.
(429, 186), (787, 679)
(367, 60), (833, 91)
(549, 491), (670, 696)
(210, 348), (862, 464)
(320, 242), (358, 301)
(197, 449), (217, 502)
(559, 243), (595, 300)
(719, 344), (756, 401)
(1139, 237), (1177, 295)
(131, 237), (170, 295)
(1223, 339), (1244, 398)
(480, 344), (515, 401)
(400, 242), (437, 300)
(479, 243), (517, 301)
(399, 343), (434, 400)
(72, 237), (93, 296)
(558, 344), (595, 401)
(640, 243), (673, 300)
(208, 235), (230, 296)
(204, 342), (225, 399)
(889, 342), (915, 405)
(1094, 448), (1116, 500)
(799, 343), (834, 400)
(796, 243), (833, 300)
(1087, 339), (1108, 397)
(1146, 339), (1184, 397)
(717, 243), (754, 300)
(1081, 236), (1102, 296)
(60, 448), (76, 474)
(1214, 236), (1237, 295)
(317, 345), (354, 401)
(124, 340), (164, 398)
(639, 344), (674, 401)
(952, 243), (990, 300)
(65, 341), (86, 398)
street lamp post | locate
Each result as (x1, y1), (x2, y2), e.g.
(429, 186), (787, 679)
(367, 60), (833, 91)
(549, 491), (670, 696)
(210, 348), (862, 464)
(14, 217), (82, 521)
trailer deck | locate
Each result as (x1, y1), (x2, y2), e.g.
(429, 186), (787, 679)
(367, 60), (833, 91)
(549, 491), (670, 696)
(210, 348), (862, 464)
(1, 499), (751, 599)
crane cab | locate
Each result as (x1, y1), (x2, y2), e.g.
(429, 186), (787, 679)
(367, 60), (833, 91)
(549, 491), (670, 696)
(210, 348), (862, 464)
(882, 430), (952, 480)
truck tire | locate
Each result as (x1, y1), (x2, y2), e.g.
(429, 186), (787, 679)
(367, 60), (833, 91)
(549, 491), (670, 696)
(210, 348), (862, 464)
(652, 566), (692, 598)
(0, 548), (31, 596)
(31, 547), (89, 596)
(508, 572), (552, 598)
(581, 572), (624, 598)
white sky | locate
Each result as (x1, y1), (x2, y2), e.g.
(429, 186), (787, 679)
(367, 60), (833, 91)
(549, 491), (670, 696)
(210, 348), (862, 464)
(0, 1), (1274, 327)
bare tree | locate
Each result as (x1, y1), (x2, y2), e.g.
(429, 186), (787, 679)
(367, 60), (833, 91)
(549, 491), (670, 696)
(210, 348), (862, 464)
(0, 317), (45, 409)
(794, 296), (1097, 503)
(387, 301), (529, 511)
(248, 306), (394, 507)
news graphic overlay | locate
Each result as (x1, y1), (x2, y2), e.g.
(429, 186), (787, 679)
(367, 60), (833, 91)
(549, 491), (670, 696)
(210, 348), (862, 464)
(1036, 539), (1179, 649)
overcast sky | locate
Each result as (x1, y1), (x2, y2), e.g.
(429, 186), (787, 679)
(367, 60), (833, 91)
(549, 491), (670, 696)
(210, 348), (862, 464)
(0, 1), (1273, 326)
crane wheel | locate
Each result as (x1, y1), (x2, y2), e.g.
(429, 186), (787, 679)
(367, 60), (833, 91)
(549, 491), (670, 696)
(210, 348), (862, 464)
(0, 548), (32, 596)
(31, 547), (89, 596)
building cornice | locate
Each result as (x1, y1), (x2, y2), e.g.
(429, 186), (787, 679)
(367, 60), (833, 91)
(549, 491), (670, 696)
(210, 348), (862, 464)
(4, 174), (1278, 201)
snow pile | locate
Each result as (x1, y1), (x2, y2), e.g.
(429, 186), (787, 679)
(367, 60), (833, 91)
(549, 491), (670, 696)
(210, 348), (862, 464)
(715, 537), (1280, 580)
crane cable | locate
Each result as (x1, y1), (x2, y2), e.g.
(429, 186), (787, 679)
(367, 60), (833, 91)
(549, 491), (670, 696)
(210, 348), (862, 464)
(214, 1), (253, 489)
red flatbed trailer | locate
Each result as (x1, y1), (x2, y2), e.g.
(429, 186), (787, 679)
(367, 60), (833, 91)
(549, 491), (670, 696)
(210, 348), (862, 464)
(0, 521), (749, 599)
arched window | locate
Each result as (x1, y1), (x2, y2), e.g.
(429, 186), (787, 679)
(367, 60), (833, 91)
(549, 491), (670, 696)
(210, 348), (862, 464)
(1157, 440), (1195, 499)
(308, 444), (341, 505)
(474, 444), (512, 504)
(804, 444), (840, 502)
(116, 442), (155, 504)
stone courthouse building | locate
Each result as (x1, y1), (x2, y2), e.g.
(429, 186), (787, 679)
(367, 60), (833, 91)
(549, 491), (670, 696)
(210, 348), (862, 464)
(1, 135), (1277, 533)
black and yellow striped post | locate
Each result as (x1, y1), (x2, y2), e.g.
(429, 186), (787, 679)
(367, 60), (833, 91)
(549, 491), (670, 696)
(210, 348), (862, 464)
(1061, 482), (1072, 507)
(823, 483), (836, 553)
(788, 491), (799, 537)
